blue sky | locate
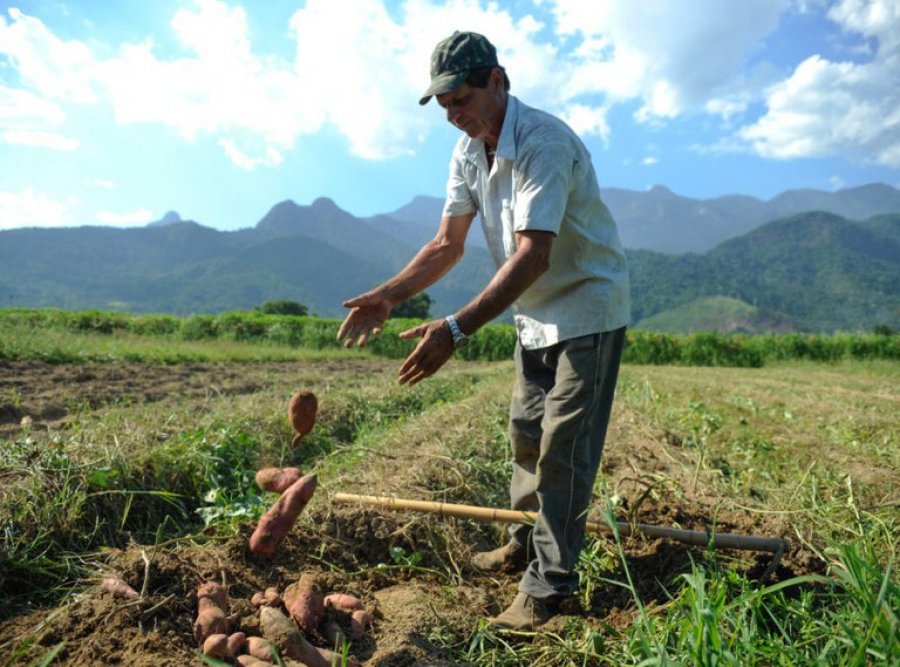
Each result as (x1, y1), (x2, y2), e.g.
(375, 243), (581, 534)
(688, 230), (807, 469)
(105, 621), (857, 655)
(1, 0), (898, 231)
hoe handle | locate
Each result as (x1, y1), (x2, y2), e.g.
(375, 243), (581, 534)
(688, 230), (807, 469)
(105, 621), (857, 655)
(332, 492), (791, 555)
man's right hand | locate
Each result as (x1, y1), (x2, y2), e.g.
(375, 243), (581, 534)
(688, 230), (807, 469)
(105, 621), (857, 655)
(337, 291), (394, 348)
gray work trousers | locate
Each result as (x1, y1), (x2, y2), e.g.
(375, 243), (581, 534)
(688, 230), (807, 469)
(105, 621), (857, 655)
(507, 327), (626, 601)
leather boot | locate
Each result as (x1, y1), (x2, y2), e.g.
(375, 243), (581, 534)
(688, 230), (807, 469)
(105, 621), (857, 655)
(471, 541), (528, 572)
(490, 592), (555, 630)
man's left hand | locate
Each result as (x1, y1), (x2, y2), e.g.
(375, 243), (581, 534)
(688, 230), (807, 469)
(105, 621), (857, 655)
(397, 319), (455, 385)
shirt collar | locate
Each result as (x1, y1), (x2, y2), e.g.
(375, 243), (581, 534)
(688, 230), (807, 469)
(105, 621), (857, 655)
(461, 94), (519, 163)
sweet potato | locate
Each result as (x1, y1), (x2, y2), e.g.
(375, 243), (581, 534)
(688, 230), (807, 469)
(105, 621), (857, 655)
(283, 573), (325, 634)
(324, 592), (363, 612)
(227, 631), (247, 658)
(236, 656), (272, 667)
(194, 608), (229, 646)
(251, 587), (282, 608)
(197, 581), (229, 612)
(194, 581), (230, 645)
(249, 473), (318, 555)
(350, 609), (372, 638)
(288, 391), (317, 446)
(255, 467), (303, 494)
(245, 635), (276, 661)
(202, 633), (229, 659)
(259, 606), (330, 667)
(99, 576), (139, 600)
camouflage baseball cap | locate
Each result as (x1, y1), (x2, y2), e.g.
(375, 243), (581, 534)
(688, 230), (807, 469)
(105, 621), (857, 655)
(419, 31), (499, 105)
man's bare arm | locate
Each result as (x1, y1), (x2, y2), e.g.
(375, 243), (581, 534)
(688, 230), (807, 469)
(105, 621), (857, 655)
(454, 230), (553, 335)
(337, 212), (475, 347)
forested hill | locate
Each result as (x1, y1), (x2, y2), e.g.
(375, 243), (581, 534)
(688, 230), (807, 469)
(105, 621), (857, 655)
(0, 200), (897, 333)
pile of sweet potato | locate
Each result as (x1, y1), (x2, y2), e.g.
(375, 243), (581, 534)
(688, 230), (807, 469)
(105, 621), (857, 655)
(194, 575), (373, 666)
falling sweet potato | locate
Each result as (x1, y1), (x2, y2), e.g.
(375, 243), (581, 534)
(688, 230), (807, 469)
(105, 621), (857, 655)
(202, 633), (229, 659)
(350, 609), (373, 639)
(324, 592), (363, 612)
(194, 581), (230, 645)
(249, 473), (318, 555)
(99, 576), (139, 600)
(283, 573), (324, 634)
(288, 391), (318, 446)
(259, 606), (330, 667)
(255, 467), (304, 494)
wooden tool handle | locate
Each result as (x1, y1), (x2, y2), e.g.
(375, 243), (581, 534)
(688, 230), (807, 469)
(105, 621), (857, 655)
(331, 492), (790, 555)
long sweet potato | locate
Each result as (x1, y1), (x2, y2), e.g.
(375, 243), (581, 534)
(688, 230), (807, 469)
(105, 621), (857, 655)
(255, 467), (303, 494)
(259, 606), (330, 667)
(245, 636), (276, 661)
(283, 573), (324, 634)
(288, 391), (317, 446)
(350, 609), (373, 638)
(249, 473), (318, 555)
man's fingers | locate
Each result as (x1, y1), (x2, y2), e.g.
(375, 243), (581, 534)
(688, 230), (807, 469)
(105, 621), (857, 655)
(398, 324), (426, 340)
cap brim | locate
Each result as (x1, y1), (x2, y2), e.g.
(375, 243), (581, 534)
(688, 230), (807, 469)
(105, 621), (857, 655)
(419, 70), (468, 105)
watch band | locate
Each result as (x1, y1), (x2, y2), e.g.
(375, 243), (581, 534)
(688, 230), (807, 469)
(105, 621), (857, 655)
(445, 315), (469, 348)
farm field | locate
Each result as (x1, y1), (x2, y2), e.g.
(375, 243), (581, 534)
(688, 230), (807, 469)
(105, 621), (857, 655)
(0, 333), (897, 665)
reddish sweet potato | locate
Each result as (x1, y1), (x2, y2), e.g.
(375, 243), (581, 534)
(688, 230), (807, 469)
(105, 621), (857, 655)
(194, 581), (230, 645)
(255, 467), (303, 494)
(324, 592), (363, 612)
(283, 573), (324, 634)
(99, 576), (139, 600)
(251, 587), (282, 608)
(350, 609), (372, 638)
(202, 633), (229, 659)
(236, 656), (272, 667)
(288, 391), (318, 445)
(226, 631), (247, 658)
(197, 581), (229, 612)
(249, 473), (318, 555)
(245, 635), (276, 661)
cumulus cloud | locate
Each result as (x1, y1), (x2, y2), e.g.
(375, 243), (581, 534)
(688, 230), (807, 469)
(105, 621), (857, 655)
(0, 188), (73, 229)
(94, 209), (155, 226)
(3, 128), (79, 150)
(738, 0), (900, 166)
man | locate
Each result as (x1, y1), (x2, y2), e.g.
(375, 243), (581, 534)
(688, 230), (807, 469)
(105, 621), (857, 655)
(337, 31), (630, 630)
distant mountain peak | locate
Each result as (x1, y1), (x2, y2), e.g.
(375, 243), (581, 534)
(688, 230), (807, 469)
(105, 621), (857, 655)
(311, 196), (340, 211)
(147, 210), (182, 227)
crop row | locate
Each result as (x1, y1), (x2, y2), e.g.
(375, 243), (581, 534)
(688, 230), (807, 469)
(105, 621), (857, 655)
(1, 308), (897, 366)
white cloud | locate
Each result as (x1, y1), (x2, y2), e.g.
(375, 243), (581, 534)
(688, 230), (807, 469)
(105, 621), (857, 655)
(547, 0), (787, 121)
(738, 0), (900, 167)
(218, 138), (284, 170)
(3, 128), (79, 150)
(0, 188), (73, 229)
(94, 209), (155, 226)
(642, 156), (659, 166)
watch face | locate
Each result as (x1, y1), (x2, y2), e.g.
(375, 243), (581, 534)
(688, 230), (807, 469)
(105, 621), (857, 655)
(455, 336), (469, 349)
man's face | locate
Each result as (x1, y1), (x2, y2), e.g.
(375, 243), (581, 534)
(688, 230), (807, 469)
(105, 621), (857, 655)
(436, 71), (505, 142)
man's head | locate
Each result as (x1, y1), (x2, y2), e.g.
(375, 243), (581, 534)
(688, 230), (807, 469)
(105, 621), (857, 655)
(419, 31), (508, 105)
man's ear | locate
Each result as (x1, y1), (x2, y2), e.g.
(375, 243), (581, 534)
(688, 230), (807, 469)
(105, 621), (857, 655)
(489, 67), (504, 92)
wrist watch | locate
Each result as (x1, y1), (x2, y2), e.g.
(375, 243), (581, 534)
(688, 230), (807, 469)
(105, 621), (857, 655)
(445, 315), (469, 349)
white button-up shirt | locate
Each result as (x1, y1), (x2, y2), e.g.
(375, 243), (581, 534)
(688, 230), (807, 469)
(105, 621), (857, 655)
(442, 95), (631, 349)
